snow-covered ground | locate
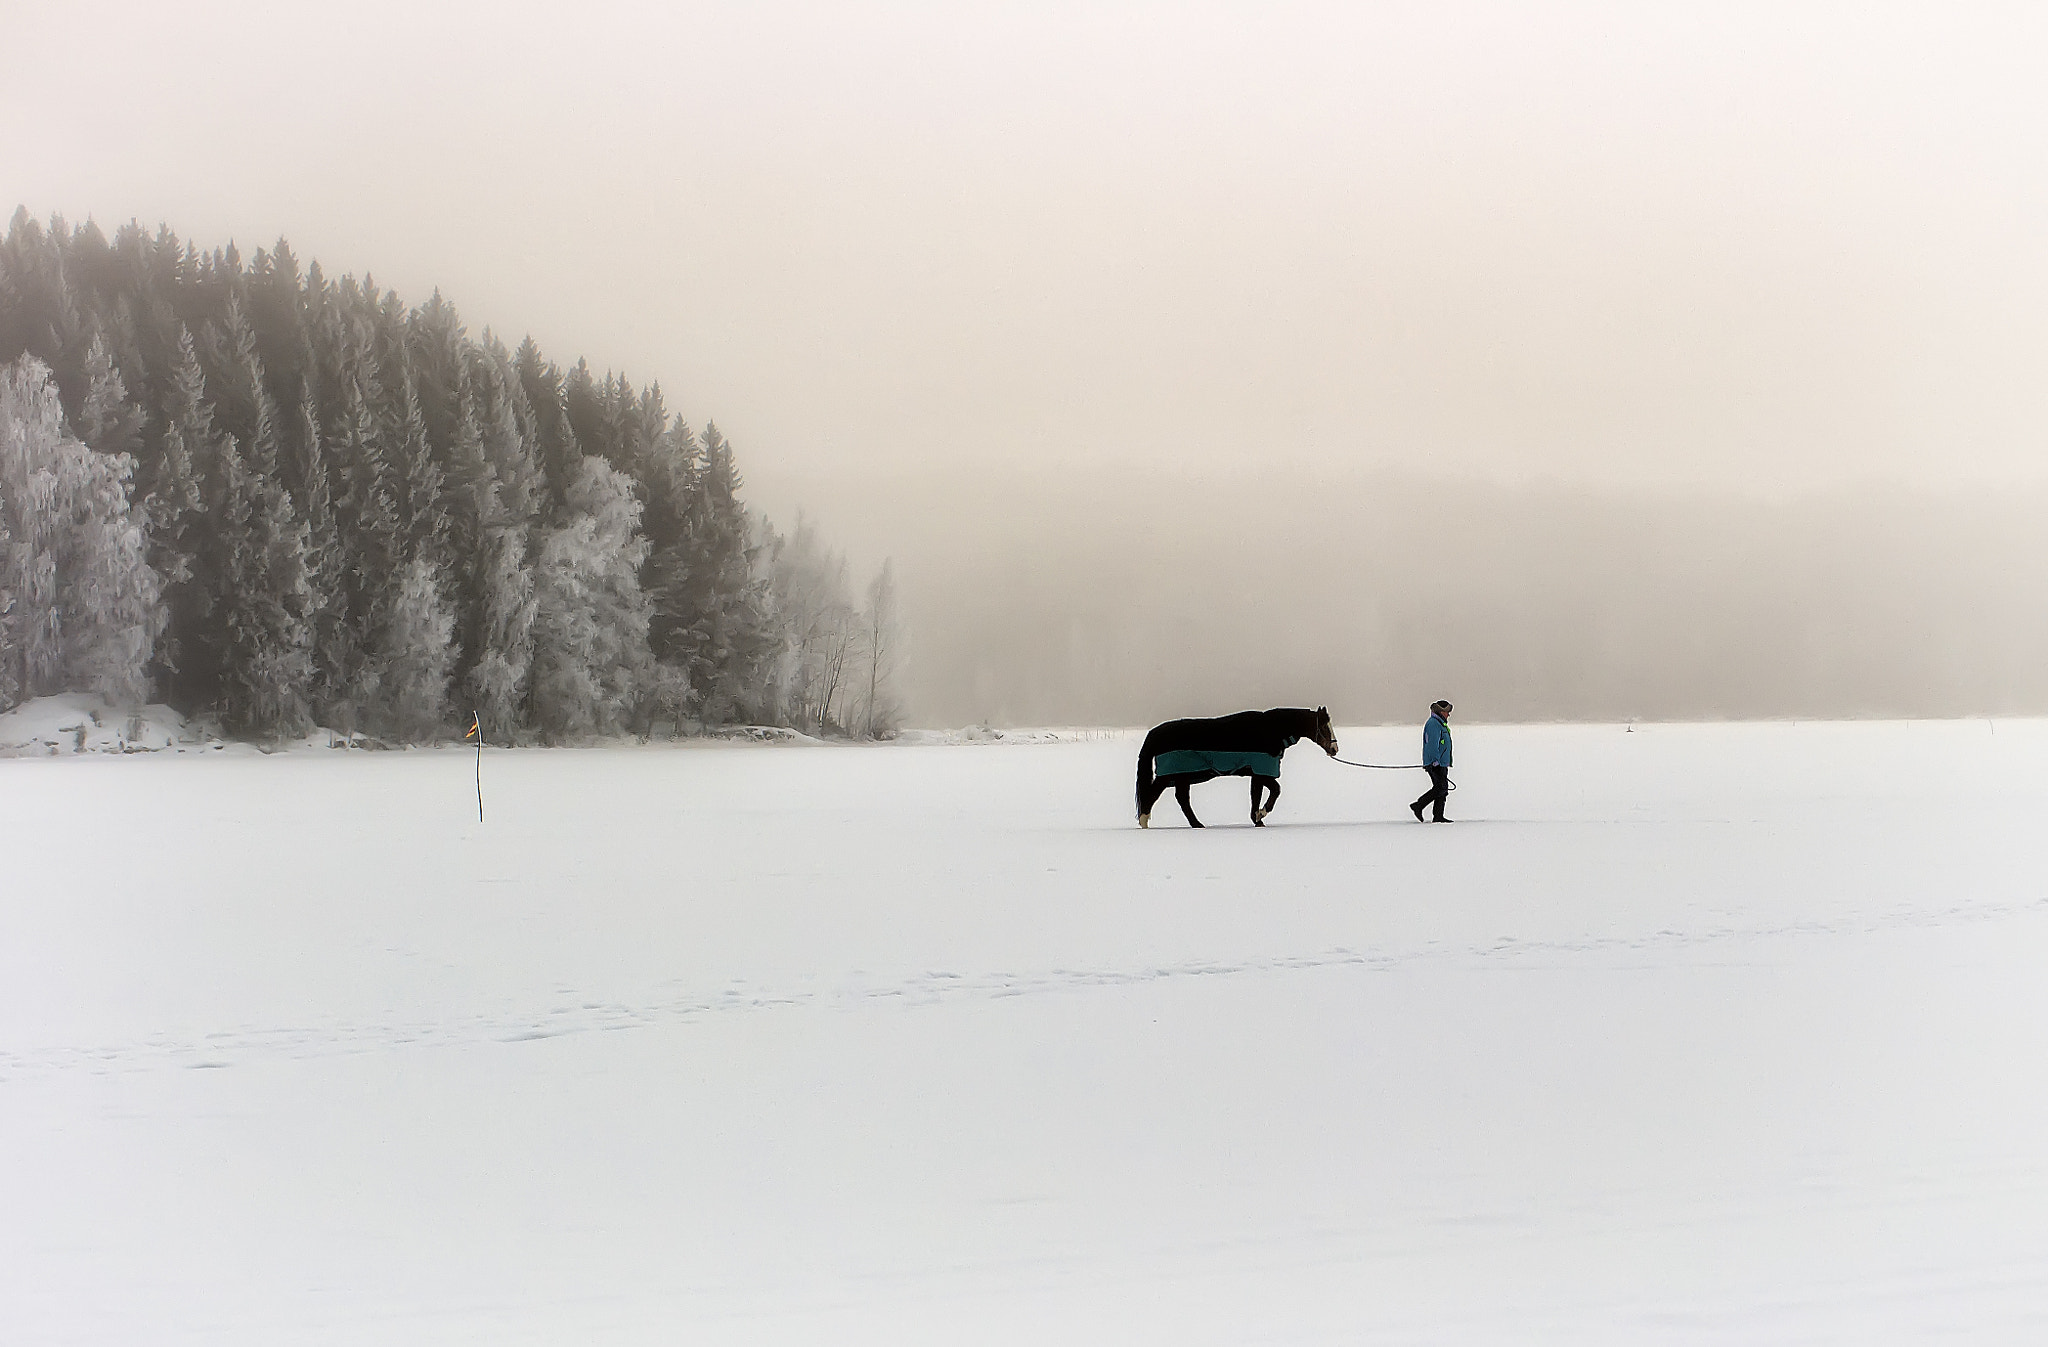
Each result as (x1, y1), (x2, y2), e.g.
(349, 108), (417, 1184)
(5, 720), (2048, 1344)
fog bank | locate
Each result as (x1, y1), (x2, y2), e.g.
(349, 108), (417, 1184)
(752, 470), (2048, 726)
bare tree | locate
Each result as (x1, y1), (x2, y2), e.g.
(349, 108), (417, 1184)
(766, 512), (862, 732)
(854, 559), (901, 738)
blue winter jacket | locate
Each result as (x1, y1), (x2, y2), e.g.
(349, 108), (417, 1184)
(1423, 714), (1452, 768)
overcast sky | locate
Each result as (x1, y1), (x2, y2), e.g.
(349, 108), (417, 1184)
(11, 0), (2048, 513)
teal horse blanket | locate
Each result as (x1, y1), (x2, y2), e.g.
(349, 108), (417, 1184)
(1153, 749), (1284, 778)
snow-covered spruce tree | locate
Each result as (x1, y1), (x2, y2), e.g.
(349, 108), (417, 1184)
(431, 331), (528, 719)
(75, 332), (144, 459)
(196, 294), (320, 737)
(214, 436), (314, 737)
(388, 356), (448, 569)
(342, 344), (456, 743)
(245, 240), (310, 405)
(527, 457), (650, 740)
(287, 379), (347, 714)
(0, 209), (85, 383)
(460, 351), (543, 738)
(327, 348), (399, 731)
(636, 412), (695, 555)
(0, 355), (163, 711)
(143, 327), (215, 705)
(407, 290), (469, 455)
(564, 359), (632, 479)
(468, 519), (538, 738)
(648, 421), (773, 726)
(478, 341), (546, 526)
(380, 555), (455, 742)
(630, 383), (670, 493)
(745, 522), (788, 727)
(513, 338), (582, 513)
(210, 293), (282, 479)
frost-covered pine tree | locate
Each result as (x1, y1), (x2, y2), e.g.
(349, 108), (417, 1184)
(0, 355), (163, 711)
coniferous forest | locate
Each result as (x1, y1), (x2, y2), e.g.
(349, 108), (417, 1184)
(0, 210), (899, 742)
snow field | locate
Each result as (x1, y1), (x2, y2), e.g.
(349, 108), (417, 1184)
(5, 720), (2048, 1343)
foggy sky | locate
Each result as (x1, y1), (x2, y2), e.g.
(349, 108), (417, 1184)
(14, 2), (2048, 492)
(9, 2), (2047, 722)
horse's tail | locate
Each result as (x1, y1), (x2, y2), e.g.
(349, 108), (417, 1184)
(1135, 728), (1160, 822)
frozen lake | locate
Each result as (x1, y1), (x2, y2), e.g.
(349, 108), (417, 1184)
(6, 720), (2048, 1344)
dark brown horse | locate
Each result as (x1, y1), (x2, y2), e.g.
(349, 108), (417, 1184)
(1135, 707), (1338, 828)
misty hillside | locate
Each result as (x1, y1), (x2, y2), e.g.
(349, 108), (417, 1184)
(0, 210), (900, 741)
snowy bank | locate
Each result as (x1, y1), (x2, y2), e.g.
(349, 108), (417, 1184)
(0, 695), (1129, 758)
(0, 693), (227, 757)
(0, 696), (844, 757)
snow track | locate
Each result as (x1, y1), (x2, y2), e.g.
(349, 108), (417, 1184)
(10, 889), (2047, 1084)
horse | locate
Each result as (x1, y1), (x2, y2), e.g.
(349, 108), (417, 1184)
(1135, 707), (1338, 828)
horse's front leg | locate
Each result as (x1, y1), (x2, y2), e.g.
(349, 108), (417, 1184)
(1252, 775), (1280, 824)
(1175, 782), (1202, 827)
(1138, 778), (1167, 828)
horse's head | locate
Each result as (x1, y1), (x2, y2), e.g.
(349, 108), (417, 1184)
(1314, 706), (1338, 757)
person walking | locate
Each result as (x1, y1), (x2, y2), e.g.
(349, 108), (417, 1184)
(1410, 700), (1453, 822)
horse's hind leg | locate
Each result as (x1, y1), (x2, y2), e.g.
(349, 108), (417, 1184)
(1175, 782), (1202, 827)
(1252, 775), (1280, 825)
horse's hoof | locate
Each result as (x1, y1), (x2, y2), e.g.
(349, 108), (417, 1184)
(1138, 813), (1150, 829)
(1253, 817), (1265, 827)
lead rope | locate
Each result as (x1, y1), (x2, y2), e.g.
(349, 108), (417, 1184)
(1328, 755), (1455, 790)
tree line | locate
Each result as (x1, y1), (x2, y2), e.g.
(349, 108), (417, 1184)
(0, 209), (899, 741)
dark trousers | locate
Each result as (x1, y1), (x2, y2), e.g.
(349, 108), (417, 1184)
(1414, 765), (1450, 820)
